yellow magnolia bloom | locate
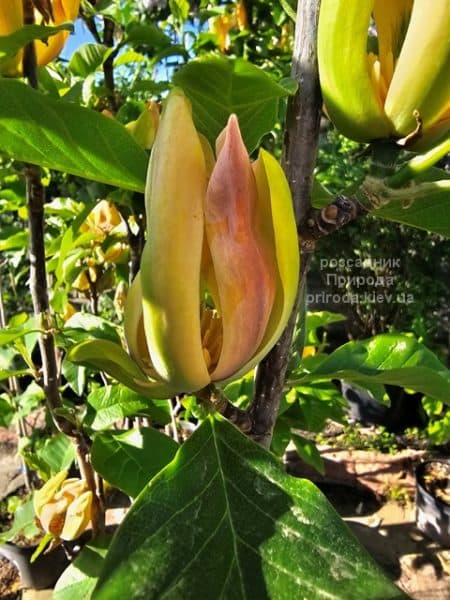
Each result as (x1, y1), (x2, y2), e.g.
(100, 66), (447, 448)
(34, 471), (93, 541)
(80, 200), (125, 239)
(318, 0), (450, 149)
(0, 0), (80, 76)
(123, 88), (299, 397)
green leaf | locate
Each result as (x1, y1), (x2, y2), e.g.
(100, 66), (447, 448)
(92, 428), (178, 497)
(173, 56), (290, 152)
(0, 498), (40, 544)
(94, 416), (405, 599)
(306, 311), (347, 345)
(0, 316), (39, 346)
(69, 43), (109, 77)
(54, 535), (111, 600)
(62, 313), (121, 346)
(125, 22), (172, 50)
(37, 433), (76, 477)
(169, 0), (190, 24)
(0, 229), (28, 251)
(0, 397), (14, 427)
(86, 384), (171, 429)
(14, 381), (45, 420)
(290, 334), (450, 403)
(62, 359), (86, 397)
(0, 23), (73, 61)
(291, 433), (325, 475)
(0, 80), (148, 192)
(369, 170), (450, 237)
(0, 368), (32, 382)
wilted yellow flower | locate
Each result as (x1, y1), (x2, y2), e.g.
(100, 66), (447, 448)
(34, 471), (92, 541)
(80, 200), (125, 238)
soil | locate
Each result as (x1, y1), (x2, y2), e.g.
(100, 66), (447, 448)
(0, 556), (21, 600)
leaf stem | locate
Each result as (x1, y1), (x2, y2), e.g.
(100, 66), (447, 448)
(386, 137), (450, 188)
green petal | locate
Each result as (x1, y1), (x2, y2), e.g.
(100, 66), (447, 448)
(140, 89), (211, 393)
(318, 0), (391, 141)
(67, 339), (176, 399)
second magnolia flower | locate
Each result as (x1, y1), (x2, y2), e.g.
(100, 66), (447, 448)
(124, 89), (299, 395)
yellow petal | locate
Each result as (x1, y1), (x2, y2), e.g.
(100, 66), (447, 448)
(0, 1), (23, 35)
(60, 490), (93, 541)
(0, 0), (24, 75)
(35, 0), (80, 67)
(33, 470), (68, 517)
(205, 115), (276, 381)
(373, 0), (413, 88)
(384, 0), (450, 136)
(318, 0), (391, 141)
(38, 497), (71, 537)
(140, 89), (210, 392)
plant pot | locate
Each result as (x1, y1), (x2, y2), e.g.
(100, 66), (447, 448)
(0, 541), (69, 589)
(415, 459), (450, 547)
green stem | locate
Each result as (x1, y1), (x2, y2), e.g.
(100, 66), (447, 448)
(386, 137), (450, 188)
(368, 140), (403, 178)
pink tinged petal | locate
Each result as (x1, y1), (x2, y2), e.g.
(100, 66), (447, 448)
(216, 149), (299, 384)
(205, 115), (276, 381)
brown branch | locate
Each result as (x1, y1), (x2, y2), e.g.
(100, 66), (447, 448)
(103, 18), (117, 112)
(301, 195), (367, 242)
(22, 18), (105, 534)
(248, 0), (323, 449)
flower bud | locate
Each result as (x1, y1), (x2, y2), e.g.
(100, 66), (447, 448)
(318, 0), (450, 149)
(123, 89), (299, 395)
(68, 90), (299, 400)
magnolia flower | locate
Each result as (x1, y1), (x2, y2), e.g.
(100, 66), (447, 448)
(34, 471), (92, 541)
(68, 89), (299, 398)
(318, 0), (450, 149)
(0, 0), (80, 76)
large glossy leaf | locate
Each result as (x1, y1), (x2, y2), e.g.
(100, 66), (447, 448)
(92, 427), (178, 497)
(173, 55), (290, 152)
(86, 384), (171, 429)
(95, 416), (404, 599)
(0, 80), (148, 191)
(53, 536), (111, 600)
(290, 334), (450, 403)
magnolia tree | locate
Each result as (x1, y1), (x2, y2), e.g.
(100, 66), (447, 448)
(0, 0), (449, 598)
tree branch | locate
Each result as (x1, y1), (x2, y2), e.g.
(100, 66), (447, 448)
(103, 17), (117, 112)
(22, 11), (105, 534)
(248, 0), (323, 449)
